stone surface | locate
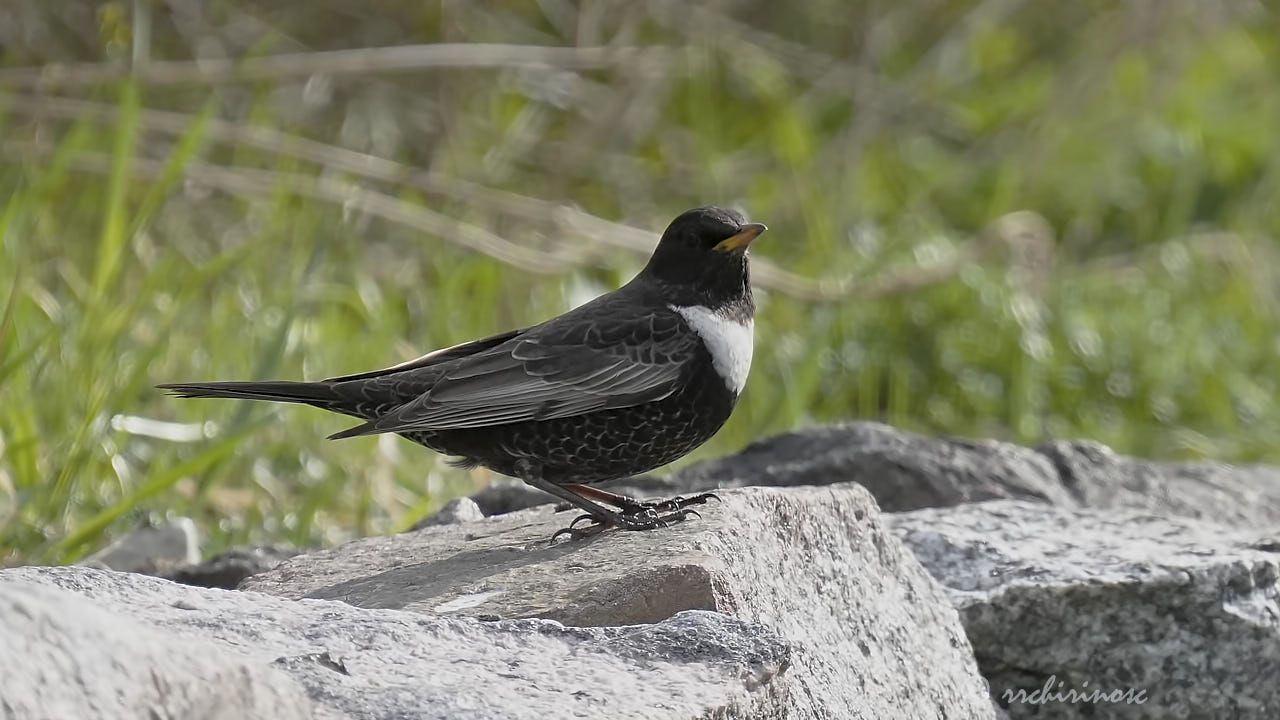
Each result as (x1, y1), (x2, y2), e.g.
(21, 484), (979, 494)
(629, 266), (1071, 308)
(0, 575), (323, 720)
(245, 483), (996, 719)
(81, 517), (201, 574)
(892, 500), (1280, 719)
(163, 546), (302, 589)
(1035, 439), (1280, 527)
(2, 566), (790, 720)
(670, 422), (1073, 510)
(412, 496), (485, 528)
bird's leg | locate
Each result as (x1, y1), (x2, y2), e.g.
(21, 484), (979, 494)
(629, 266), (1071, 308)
(549, 488), (644, 515)
(516, 461), (654, 542)
(561, 484), (653, 515)
(556, 484), (716, 534)
(517, 463), (715, 542)
(520, 480), (686, 542)
(524, 477), (627, 525)
(565, 484), (720, 516)
(555, 498), (704, 540)
(555, 484), (651, 534)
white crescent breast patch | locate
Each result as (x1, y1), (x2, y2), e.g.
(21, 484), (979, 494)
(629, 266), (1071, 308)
(670, 304), (754, 394)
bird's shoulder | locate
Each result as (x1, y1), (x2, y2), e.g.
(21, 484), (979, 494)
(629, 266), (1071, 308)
(324, 280), (692, 394)
(331, 284), (703, 434)
(499, 283), (696, 367)
(323, 327), (527, 384)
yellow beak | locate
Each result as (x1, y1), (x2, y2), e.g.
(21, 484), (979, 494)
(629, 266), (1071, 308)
(713, 223), (768, 252)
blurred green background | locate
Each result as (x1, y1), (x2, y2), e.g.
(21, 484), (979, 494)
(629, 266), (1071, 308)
(2, 0), (1278, 565)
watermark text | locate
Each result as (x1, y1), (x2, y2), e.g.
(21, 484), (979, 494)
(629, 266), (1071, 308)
(1002, 675), (1148, 706)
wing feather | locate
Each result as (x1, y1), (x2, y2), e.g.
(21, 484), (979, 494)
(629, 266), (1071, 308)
(343, 308), (696, 435)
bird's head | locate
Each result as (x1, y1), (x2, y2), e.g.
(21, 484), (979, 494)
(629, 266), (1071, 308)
(639, 206), (766, 307)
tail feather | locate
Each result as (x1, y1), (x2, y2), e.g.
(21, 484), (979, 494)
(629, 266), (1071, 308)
(157, 380), (341, 406)
(326, 420), (379, 441)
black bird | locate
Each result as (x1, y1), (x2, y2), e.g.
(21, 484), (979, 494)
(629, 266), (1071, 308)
(159, 206), (766, 539)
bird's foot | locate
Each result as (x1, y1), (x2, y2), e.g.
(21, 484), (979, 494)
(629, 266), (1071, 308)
(549, 515), (612, 543)
(618, 506), (702, 530)
(602, 491), (720, 516)
(634, 491), (720, 514)
(548, 503), (705, 544)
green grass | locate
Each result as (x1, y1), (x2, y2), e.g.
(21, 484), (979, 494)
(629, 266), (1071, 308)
(2, 2), (1279, 565)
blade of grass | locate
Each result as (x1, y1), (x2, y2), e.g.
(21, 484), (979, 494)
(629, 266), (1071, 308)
(127, 97), (215, 238)
(0, 330), (50, 385)
(0, 365), (42, 497)
(0, 258), (20, 363)
(0, 194), (46, 513)
(38, 82), (143, 527)
(27, 117), (98, 199)
(48, 424), (261, 562)
(91, 80), (141, 301)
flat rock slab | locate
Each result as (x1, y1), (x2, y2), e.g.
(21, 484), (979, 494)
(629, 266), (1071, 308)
(2, 575), (322, 720)
(245, 483), (996, 719)
(2, 566), (790, 720)
(892, 500), (1280, 719)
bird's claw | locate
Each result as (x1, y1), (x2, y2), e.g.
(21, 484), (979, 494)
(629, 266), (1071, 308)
(550, 516), (610, 544)
(645, 491), (720, 514)
(547, 492), (715, 543)
(568, 513), (597, 529)
(550, 502), (711, 540)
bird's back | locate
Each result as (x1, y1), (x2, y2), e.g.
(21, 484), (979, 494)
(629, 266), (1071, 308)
(321, 282), (656, 421)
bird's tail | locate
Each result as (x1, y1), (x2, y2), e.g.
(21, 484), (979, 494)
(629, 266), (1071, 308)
(157, 380), (342, 407)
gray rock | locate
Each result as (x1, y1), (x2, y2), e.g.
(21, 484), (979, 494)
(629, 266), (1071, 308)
(245, 483), (996, 719)
(892, 500), (1280, 719)
(2, 566), (790, 720)
(1036, 439), (1280, 528)
(412, 496), (485, 529)
(81, 516), (201, 574)
(0, 576), (323, 720)
(163, 546), (302, 589)
(670, 422), (1072, 509)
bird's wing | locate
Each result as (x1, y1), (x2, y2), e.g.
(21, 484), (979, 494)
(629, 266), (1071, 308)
(329, 307), (699, 437)
(322, 327), (528, 383)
